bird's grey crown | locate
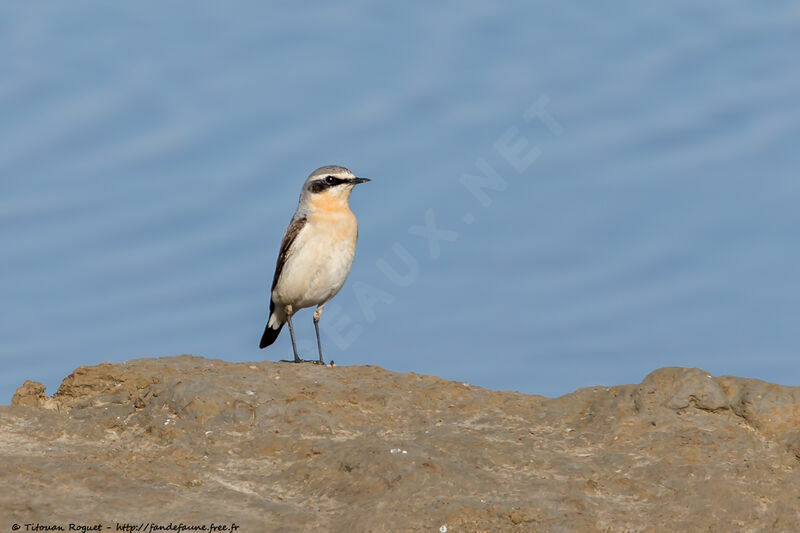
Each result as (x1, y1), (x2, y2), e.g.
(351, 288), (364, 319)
(307, 165), (354, 181)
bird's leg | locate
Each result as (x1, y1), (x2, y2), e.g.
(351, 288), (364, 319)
(285, 307), (302, 363)
(313, 305), (325, 365)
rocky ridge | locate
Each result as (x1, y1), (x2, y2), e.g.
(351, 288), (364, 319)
(2, 356), (800, 532)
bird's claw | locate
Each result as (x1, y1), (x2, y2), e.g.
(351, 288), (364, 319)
(278, 357), (325, 365)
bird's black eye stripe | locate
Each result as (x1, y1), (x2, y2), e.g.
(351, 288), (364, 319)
(309, 176), (345, 193)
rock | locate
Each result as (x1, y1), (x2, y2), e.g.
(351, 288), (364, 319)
(1, 355), (799, 531)
(11, 380), (59, 410)
(633, 367), (729, 412)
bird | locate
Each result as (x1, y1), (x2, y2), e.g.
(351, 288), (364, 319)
(259, 165), (370, 364)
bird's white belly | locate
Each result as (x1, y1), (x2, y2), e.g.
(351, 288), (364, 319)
(273, 220), (357, 311)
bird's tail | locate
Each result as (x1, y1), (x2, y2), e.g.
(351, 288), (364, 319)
(260, 321), (283, 348)
(259, 300), (284, 349)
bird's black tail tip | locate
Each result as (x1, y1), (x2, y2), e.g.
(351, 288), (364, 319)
(259, 322), (284, 349)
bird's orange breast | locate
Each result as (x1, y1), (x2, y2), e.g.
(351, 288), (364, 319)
(307, 189), (350, 213)
(307, 209), (358, 243)
(306, 190), (358, 242)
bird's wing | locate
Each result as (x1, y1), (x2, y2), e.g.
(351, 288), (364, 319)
(271, 216), (307, 291)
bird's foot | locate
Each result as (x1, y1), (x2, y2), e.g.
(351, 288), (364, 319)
(278, 357), (323, 364)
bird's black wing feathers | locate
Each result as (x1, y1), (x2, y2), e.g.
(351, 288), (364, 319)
(260, 216), (307, 349)
(271, 216), (307, 292)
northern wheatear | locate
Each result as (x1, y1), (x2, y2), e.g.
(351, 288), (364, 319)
(259, 165), (370, 364)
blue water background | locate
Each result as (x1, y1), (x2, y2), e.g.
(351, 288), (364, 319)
(2, 2), (799, 401)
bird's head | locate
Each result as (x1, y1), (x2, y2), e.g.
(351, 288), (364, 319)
(300, 165), (370, 213)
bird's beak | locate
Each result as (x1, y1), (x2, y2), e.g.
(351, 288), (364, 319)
(350, 177), (371, 184)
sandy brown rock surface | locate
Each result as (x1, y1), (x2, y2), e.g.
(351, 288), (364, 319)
(2, 356), (799, 532)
